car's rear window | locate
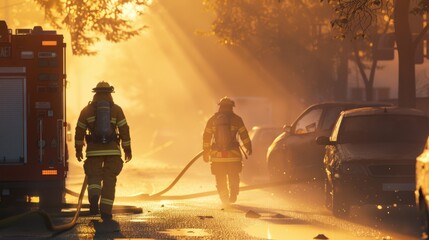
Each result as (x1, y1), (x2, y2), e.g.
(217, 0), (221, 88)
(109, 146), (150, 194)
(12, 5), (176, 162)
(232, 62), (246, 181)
(321, 106), (344, 130)
(338, 114), (429, 143)
(320, 104), (388, 131)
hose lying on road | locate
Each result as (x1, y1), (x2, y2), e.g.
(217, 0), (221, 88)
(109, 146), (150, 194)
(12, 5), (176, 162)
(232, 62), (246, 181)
(144, 150), (204, 198)
(0, 151), (205, 234)
(0, 176), (87, 234)
(66, 150), (309, 201)
(151, 178), (306, 200)
(114, 150), (312, 200)
(65, 151), (205, 200)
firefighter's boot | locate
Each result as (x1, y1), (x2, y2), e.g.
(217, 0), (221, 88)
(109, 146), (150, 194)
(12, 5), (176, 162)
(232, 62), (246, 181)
(216, 186), (229, 204)
(229, 194), (237, 203)
(100, 197), (114, 221)
(229, 193), (238, 203)
(215, 174), (230, 204)
(101, 211), (113, 221)
(89, 195), (100, 215)
(228, 174), (240, 203)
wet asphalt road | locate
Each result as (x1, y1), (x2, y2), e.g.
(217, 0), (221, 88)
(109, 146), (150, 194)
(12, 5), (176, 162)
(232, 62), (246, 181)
(0, 181), (422, 240)
(0, 155), (424, 240)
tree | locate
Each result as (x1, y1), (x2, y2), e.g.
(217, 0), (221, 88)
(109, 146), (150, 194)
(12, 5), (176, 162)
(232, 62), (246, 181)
(324, 0), (429, 107)
(203, 0), (342, 103)
(33, 0), (150, 55)
(350, 15), (393, 101)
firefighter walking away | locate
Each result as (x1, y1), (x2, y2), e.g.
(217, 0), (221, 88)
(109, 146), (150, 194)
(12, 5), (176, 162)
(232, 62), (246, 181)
(203, 97), (252, 204)
(75, 81), (132, 221)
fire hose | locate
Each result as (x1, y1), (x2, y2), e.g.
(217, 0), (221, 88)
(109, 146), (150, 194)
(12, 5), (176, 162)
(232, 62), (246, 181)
(0, 175), (87, 235)
(65, 150), (298, 201)
(65, 150), (206, 201)
(0, 150), (303, 235)
(0, 151), (206, 234)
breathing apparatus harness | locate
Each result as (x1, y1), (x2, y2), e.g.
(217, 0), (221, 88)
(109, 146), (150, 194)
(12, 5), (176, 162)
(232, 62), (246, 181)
(212, 112), (239, 151)
(85, 100), (118, 144)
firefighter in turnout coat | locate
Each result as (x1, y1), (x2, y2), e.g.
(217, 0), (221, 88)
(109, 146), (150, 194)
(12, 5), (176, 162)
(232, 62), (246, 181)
(75, 81), (132, 221)
(203, 97), (252, 204)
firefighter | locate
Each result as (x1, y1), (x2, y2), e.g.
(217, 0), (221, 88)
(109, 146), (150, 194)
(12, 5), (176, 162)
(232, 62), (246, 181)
(75, 81), (132, 221)
(203, 96), (252, 204)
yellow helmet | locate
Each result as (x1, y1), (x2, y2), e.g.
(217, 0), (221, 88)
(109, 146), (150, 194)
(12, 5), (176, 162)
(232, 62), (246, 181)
(92, 81), (114, 93)
(218, 96), (235, 107)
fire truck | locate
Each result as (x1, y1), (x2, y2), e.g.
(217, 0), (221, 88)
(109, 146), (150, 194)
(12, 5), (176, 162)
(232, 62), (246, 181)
(0, 21), (68, 210)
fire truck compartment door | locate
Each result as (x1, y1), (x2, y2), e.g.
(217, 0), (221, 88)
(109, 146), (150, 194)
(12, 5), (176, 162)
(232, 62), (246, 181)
(0, 77), (26, 164)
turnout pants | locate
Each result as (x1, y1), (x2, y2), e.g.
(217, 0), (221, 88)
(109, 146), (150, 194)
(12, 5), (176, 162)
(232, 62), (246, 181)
(84, 155), (123, 215)
(211, 161), (242, 204)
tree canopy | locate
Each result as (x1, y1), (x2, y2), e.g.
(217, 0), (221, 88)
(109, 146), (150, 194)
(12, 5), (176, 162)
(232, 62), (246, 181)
(203, 0), (341, 102)
(324, 0), (429, 107)
(34, 0), (150, 55)
(326, 0), (393, 39)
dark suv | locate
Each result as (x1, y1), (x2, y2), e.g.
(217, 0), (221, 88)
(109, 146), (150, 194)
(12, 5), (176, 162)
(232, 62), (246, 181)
(319, 107), (429, 217)
(266, 102), (390, 181)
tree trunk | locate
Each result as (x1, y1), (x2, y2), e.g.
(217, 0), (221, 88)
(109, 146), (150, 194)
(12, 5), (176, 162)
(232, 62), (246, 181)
(394, 0), (416, 108)
(364, 81), (374, 101)
(334, 42), (349, 101)
(352, 41), (376, 102)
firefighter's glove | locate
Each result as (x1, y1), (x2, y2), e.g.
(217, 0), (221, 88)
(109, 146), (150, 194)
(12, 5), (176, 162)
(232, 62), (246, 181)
(76, 148), (83, 162)
(124, 147), (132, 163)
(203, 150), (210, 163)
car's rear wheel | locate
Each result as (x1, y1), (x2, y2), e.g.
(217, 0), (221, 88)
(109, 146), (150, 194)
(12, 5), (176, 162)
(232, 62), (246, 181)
(420, 196), (429, 239)
(331, 183), (350, 218)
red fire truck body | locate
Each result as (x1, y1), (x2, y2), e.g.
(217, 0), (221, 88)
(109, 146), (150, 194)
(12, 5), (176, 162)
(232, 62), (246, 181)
(0, 21), (67, 208)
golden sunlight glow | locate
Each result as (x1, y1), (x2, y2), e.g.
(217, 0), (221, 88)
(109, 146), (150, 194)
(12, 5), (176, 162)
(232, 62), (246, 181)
(245, 222), (357, 239)
(267, 224), (272, 239)
(22, 0), (301, 200)
(104, 0), (148, 20)
(383, 15), (390, 22)
(120, 2), (146, 21)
